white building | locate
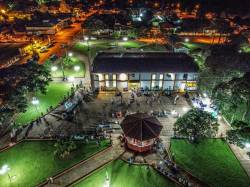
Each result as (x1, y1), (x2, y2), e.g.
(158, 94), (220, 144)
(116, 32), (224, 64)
(92, 52), (199, 92)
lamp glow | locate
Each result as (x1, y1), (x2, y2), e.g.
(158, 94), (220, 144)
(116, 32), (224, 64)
(184, 38), (190, 42)
(74, 65), (80, 71)
(0, 165), (10, 175)
(84, 36), (89, 41)
(31, 97), (39, 105)
(68, 52), (73, 57)
(51, 66), (58, 72)
(123, 37), (128, 41)
(119, 73), (127, 81)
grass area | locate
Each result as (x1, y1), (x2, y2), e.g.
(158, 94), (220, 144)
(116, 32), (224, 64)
(0, 140), (110, 187)
(75, 159), (177, 187)
(50, 57), (86, 78)
(182, 42), (208, 51)
(15, 82), (71, 126)
(117, 41), (144, 48)
(73, 40), (146, 58)
(221, 102), (248, 124)
(170, 139), (250, 187)
(241, 44), (250, 53)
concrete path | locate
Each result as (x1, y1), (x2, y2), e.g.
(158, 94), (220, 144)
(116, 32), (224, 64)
(42, 135), (124, 187)
(229, 144), (250, 177)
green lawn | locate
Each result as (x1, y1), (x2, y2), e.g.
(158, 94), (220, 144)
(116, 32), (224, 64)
(0, 140), (110, 187)
(50, 57), (86, 78)
(73, 40), (146, 58)
(74, 159), (177, 187)
(170, 139), (250, 187)
(241, 44), (250, 53)
(15, 82), (71, 126)
(182, 42), (209, 51)
(117, 41), (144, 48)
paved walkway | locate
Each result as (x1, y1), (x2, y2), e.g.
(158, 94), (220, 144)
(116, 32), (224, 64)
(230, 144), (250, 177)
(43, 134), (124, 187)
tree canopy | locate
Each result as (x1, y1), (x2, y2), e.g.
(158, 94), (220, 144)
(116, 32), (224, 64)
(0, 62), (52, 127)
(174, 108), (218, 143)
(227, 121), (250, 148)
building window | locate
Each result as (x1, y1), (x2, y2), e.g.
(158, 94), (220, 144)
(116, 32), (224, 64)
(119, 73), (127, 81)
(151, 81), (155, 88)
(183, 73), (188, 80)
(106, 81), (109, 87)
(105, 74), (109, 80)
(160, 74), (164, 80)
(166, 73), (174, 80)
(152, 74), (156, 80)
(159, 80), (163, 88)
(113, 74), (116, 87)
(98, 74), (104, 81)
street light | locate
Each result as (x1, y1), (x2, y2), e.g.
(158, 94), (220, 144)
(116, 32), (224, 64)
(74, 65), (80, 72)
(0, 164), (14, 182)
(51, 66), (58, 72)
(84, 36), (89, 41)
(103, 170), (110, 187)
(68, 52), (73, 57)
(32, 97), (40, 113)
(122, 37), (128, 41)
(84, 36), (90, 64)
(0, 165), (10, 175)
(184, 38), (190, 42)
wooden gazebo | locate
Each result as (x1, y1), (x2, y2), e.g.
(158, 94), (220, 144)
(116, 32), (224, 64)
(121, 113), (163, 153)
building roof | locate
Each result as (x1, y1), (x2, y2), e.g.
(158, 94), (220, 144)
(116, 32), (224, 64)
(121, 113), (163, 141)
(92, 52), (198, 73)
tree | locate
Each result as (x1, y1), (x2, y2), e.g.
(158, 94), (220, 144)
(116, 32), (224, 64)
(227, 125), (250, 149)
(213, 72), (250, 123)
(0, 62), (52, 126)
(174, 108), (218, 143)
(54, 139), (77, 159)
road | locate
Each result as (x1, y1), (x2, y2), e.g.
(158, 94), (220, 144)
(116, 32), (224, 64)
(37, 22), (82, 64)
(19, 10), (98, 65)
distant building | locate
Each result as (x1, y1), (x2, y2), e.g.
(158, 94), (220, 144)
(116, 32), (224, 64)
(92, 52), (199, 92)
(25, 17), (72, 35)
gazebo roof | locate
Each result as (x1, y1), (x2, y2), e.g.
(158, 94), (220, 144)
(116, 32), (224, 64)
(121, 113), (163, 141)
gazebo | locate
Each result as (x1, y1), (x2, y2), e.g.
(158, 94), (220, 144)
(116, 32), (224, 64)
(121, 113), (163, 153)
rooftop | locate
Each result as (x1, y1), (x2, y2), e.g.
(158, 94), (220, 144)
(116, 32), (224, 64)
(92, 52), (198, 73)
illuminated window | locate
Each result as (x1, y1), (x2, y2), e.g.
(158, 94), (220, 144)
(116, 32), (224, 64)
(152, 74), (156, 80)
(151, 81), (155, 88)
(119, 73), (127, 81)
(105, 74), (109, 80)
(98, 74), (104, 81)
(159, 80), (163, 88)
(113, 74), (116, 80)
(106, 81), (109, 87)
(160, 74), (164, 80)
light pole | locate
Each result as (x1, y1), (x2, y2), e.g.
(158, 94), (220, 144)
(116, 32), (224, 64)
(74, 65), (80, 72)
(31, 97), (40, 114)
(84, 36), (90, 65)
(122, 37), (128, 41)
(0, 164), (12, 183)
(103, 169), (110, 187)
